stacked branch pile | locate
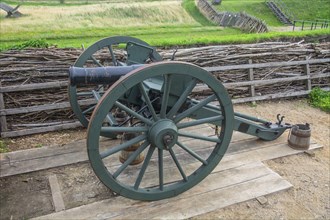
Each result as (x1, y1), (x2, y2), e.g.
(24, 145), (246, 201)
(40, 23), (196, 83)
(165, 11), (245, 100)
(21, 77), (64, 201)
(0, 42), (329, 137)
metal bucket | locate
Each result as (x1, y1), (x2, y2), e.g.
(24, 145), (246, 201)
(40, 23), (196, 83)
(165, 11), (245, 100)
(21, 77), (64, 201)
(288, 123), (311, 150)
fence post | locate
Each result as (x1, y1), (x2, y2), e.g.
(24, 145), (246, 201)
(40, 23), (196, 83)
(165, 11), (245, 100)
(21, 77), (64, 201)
(0, 82), (8, 134)
(302, 21), (304, 30)
(304, 56), (312, 91)
(293, 20), (296, 31)
(248, 59), (256, 105)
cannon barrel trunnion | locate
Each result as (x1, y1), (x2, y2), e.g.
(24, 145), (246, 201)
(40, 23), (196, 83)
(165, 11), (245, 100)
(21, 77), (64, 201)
(68, 36), (292, 201)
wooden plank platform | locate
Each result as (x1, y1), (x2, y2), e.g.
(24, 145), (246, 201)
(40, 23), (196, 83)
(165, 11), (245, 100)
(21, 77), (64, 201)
(33, 161), (292, 220)
(0, 130), (321, 178)
(0, 125), (249, 177)
(1, 126), (322, 220)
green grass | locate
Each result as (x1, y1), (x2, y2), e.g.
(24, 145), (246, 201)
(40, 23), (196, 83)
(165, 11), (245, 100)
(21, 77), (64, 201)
(3, 0), (167, 6)
(0, 0), (329, 51)
(309, 87), (330, 112)
(211, 0), (330, 26)
(281, 0), (330, 20)
(211, 0), (283, 26)
(0, 1), (243, 51)
(2, 28), (328, 51)
(183, 0), (215, 26)
(0, 140), (9, 153)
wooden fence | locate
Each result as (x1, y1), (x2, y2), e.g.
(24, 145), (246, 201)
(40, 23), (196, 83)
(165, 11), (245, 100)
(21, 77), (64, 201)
(197, 0), (268, 33)
(293, 19), (330, 31)
(0, 57), (329, 138)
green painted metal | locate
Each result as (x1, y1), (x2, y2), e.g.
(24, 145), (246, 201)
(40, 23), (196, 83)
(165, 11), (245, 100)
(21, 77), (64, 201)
(87, 62), (234, 201)
(69, 36), (162, 127)
(187, 100), (290, 141)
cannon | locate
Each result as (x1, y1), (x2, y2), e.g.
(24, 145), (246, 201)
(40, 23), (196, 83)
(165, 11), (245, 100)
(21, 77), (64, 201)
(69, 36), (291, 201)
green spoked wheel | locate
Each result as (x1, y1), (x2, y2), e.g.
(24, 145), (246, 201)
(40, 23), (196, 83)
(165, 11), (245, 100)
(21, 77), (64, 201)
(87, 62), (234, 201)
(69, 36), (162, 127)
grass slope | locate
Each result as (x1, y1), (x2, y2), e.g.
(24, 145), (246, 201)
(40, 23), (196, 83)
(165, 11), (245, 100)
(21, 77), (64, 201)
(211, 0), (283, 26)
(211, 0), (330, 24)
(0, 0), (329, 51)
(0, 0), (242, 50)
(281, 0), (330, 20)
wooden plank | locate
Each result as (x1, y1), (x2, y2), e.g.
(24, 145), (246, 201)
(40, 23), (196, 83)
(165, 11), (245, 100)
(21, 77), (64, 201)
(0, 121), (82, 138)
(304, 56), (312, 91)
(0, 99), (95, 116)
(0, 130), (252, 177)
(49, 175), (66, 212)
(232, 90), (310, 104)
(204, 58), (330, 72)
(248, 59), (256, 105)
(233, 87), (330, 104)
(217, 143), (322, 172)
(0, 81), (68, 93)
(192, 72), (330, 92)
(0, 82), (7, 133)
(225, 72), (330, 88)
(33, 162), (292, 220)
(0, 138), (123, 177)
(0, 139), (87, 177)
(112, 173), (291, 220)
(0, 127), (321, 179)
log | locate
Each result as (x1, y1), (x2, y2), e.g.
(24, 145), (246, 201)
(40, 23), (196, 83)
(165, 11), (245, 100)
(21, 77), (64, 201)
(1, 121), (82, 138)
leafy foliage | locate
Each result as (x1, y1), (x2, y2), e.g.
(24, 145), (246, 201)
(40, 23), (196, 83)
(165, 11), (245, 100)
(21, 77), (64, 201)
(309, 87), (330, 112)
(9, 39), (51, 50)
(0, 140), (9, 153)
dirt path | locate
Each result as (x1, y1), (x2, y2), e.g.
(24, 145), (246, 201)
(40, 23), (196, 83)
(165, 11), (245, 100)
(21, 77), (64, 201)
(1, 99), (329, 219)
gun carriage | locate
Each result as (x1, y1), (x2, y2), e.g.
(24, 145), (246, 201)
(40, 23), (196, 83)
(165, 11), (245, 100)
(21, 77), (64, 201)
(69, 36), (291, 201)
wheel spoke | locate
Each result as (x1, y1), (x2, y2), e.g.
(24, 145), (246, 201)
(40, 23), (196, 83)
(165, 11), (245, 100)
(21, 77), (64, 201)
(174, 94), (216, 123)
(100, 126), (148, 136)
(160, 75), (172, 119)
(167, 79), (197, 119)
(96, 85), (105, 93)
(77, 91), (94, 97)
(100, 134), (147, 159)
(108, 45), (117, 66)
(115, 101), (153, 126)
(134, 146), (155, 190)
(77, 91), (105, 97)
(90, 55), (103, 67)
(158, 148), (164, 190)
(82, 105), (96, 114)
(169, 148), (188, 182)
(177, 115), (223, 129)
(176, 141), (208, 165)
(94, 90), (117, 125)
(139, 83), (159, 121)
(178, 130), (221, 143)
(113, 141), (150, 178)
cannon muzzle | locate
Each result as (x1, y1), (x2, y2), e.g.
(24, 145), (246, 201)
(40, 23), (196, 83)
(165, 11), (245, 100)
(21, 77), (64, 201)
(69, 65), (143, 86)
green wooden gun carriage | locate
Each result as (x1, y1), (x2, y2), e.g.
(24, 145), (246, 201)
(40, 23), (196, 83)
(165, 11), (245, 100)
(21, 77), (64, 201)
(68, 36), (291, 201)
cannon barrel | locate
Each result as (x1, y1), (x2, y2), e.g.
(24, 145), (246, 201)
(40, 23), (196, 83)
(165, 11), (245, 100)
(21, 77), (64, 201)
(69, 64), (143, 86)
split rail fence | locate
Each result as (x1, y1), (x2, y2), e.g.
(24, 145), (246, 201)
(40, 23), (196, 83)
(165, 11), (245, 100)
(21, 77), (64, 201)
(1, 42), (329, 138)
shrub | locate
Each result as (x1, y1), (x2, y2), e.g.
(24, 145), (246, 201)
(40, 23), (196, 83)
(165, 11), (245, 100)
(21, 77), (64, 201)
(11, 39), (51, 50)
(309, 87), (330, 112)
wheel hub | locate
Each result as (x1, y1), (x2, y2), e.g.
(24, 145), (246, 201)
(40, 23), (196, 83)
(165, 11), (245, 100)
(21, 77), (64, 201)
(148, 119), (178, 150)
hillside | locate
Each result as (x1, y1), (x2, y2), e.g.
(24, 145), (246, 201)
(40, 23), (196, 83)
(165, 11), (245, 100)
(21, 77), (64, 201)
(0, 0), (329, 50)
(211, 0), (330, 25)
(281, 0), (330, 20)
